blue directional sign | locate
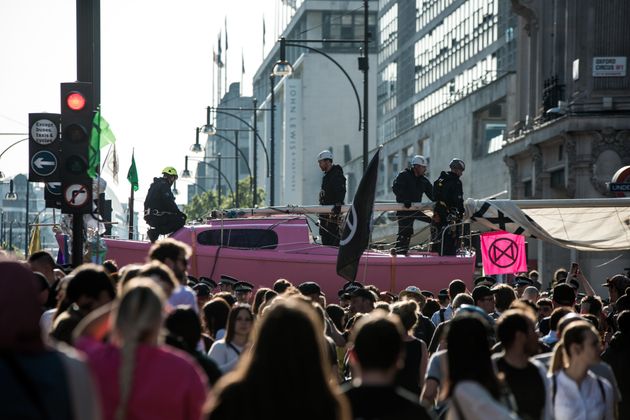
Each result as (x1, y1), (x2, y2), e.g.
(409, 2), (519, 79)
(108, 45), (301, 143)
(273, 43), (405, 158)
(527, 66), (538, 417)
(46, 182), (62, 195)
(31, 150), (58, 178)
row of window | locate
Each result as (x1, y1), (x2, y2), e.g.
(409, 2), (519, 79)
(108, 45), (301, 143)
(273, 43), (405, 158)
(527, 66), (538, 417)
(416, 0), (457, 30)
(413, 53), (498, 125)
(378, 4), (398, 64)
(378, 62), (398, 115)
(415, 0), (498, 93)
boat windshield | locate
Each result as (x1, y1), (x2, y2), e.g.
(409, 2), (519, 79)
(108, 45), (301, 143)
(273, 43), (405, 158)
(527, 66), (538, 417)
(197, 228), (278, 249)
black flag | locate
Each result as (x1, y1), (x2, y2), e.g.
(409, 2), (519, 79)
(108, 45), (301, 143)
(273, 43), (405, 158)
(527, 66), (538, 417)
(336, 147), (382, 281)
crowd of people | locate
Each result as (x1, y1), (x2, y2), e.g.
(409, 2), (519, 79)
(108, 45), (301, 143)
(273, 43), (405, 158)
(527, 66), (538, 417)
(1, 241), (629, 420)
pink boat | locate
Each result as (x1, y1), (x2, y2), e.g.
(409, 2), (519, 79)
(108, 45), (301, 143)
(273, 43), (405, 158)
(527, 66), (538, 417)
(104, 214), (476, 298)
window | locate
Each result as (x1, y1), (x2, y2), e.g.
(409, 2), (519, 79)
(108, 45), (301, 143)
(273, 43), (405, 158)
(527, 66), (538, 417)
(550, 169), (565, 190)
(197, 229), (278, 249)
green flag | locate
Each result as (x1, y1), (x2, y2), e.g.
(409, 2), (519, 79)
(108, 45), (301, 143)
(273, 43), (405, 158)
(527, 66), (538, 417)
(88, 110), (117, 178)
(127, 151), (139, 191)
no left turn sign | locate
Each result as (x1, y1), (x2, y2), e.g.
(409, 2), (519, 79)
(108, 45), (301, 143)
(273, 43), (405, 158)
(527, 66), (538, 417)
(64, 183), (90, 208)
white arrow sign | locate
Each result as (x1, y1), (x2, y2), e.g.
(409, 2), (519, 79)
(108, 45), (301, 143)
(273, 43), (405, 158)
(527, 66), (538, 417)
(31, 150), (58, 177)
(34, 157), (56, 169)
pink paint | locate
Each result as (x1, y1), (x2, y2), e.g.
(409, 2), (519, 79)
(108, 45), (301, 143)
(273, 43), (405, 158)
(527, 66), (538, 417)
(104, 216), (475, 298)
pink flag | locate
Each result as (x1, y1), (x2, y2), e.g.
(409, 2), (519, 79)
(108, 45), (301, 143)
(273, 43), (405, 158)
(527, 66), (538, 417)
(480, 231), (527, 275)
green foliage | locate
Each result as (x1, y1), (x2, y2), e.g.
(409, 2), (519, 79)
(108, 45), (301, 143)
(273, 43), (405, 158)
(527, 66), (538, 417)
(183, 176), (265, 222)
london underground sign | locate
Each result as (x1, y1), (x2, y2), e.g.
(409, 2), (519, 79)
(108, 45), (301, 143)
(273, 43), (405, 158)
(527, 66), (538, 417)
(610, 166), (630, 198)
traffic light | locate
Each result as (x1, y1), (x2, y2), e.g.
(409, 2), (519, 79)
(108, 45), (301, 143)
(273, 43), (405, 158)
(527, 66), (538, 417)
(60, 82), (93, 214)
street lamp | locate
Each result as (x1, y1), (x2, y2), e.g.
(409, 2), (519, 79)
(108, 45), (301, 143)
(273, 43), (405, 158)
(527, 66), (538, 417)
(272, 0), (371, 172)
(182, 155), (236, 207)
(191, 128), (204, 154)
(4, 179), (17, 201)
(203, 104), (272, 206)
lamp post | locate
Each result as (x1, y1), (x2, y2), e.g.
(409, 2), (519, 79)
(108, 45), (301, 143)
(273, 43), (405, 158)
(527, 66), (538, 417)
(182, 155), (236, 207)
(272, 0), (371, 172)
(202, 104), (273, 206)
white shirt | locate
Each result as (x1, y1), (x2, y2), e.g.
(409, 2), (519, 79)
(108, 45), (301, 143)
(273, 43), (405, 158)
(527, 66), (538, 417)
(551, 370), (614, 420)
(208, 339), (243, 373)
(447, 381), (519, 420)
(431, 305), (453, 326)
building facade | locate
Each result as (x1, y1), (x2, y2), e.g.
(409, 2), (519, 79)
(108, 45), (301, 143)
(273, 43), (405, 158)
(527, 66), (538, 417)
(504, 0), (630, 287)
(253, 0), (378, 206)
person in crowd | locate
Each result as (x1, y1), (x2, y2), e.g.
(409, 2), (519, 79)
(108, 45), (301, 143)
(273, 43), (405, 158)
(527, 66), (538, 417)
(50, 264), (116, 345)
(75, 279), (206, 420)
(32, 271), (51, 312)
(28, 250), (59, 308)
(549, 320), (614, 420)
(208, 304), (254, 373)
(207, 298), (351, 420)
(602, 310), (630, 419)
(192, 283), (213, 309)
(201, 298), (231, 351)
(342, 312), (433, 420)
(298, 281), (326, 304)
(272, 278), (293, 294)
(0, 260), (101, 420)
(422, 298), (441, 319)
(133, 261), (178, 298)
(474, 276), (497, 288)
(445, 312), (520, 419)
(148, 238), (197, 312)
(431, 279), (466, 326)
(522, 286), (540, 302)
(391, 155), (434, 255)
(391, 300), (429, 398)
(601, 274), (630, 329)
(144, 167), (187, 242)
(164, 306), (222, 387)
(349, 288), (376, 315)
(514, 276), (534, 298)
(399, 286), (436, 344)
(431, 158), (465, 256)
(494, 309), (552, 420)
(317, 150), (347, 246)
(472, 285), (496, 315)
(541, 307), (573, 348)
(428, 293), (474, 353)
(529, 270), (542, 290)
(252, 287), (272, 315)
(491, 284), (517, 320)
(233, 281), (254, 304)
(553, 268), (569, 288)
(218, 275), (238, 293)
(40, 274), (72, 338)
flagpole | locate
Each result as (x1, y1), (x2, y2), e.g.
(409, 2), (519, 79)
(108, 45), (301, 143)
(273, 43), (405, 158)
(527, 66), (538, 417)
(211, 49), (215, 108)
(128, 182), (135, 240)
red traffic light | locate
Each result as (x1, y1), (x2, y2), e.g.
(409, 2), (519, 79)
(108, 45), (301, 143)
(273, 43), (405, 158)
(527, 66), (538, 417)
(66, 92), (86, 111)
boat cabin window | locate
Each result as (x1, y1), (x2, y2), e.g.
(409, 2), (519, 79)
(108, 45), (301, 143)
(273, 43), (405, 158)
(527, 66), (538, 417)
(197, 229), (278, 249)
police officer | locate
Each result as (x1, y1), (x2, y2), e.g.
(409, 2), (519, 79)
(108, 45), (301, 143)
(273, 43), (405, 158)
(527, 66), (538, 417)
(392, 155), (434, 254)
(431, 158), (465, 256)
(144, 167), (187, 242)
(317, 150), (346, 246)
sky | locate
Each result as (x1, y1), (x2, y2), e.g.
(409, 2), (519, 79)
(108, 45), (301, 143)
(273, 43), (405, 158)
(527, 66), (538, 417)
(0, 0), (289, 208)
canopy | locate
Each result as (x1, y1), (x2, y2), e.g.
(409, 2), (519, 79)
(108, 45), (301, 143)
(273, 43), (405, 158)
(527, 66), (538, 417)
(465, 198), (630, 251)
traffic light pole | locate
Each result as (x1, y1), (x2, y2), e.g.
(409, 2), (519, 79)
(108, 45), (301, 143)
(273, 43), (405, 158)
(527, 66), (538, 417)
(73, 0), (100, 267)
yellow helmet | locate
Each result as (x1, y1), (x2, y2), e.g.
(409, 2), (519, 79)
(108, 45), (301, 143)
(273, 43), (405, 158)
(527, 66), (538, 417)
(162, 166), (178, 177)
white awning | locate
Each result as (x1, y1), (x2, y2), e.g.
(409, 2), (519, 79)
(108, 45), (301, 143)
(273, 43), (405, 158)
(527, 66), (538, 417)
(465, 198), (630, 251)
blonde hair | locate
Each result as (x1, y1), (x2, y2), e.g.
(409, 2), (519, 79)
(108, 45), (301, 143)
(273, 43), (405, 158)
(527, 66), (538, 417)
(113, 278), (165, 420)
(549, 320), (599, 374)
(391, 300), (419, 332)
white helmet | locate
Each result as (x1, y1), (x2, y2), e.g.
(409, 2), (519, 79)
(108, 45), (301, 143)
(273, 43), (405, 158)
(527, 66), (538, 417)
(411, 155), (428, 167)
(449, 158), (465, 170)
(317, 150), (333, 161)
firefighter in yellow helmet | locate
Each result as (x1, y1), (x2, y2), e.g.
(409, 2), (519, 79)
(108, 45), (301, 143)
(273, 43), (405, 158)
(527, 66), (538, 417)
(144, 167), (187, 242)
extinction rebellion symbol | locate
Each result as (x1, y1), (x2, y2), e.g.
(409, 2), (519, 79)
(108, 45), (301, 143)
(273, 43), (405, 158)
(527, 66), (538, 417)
(488, 237), (519, 268)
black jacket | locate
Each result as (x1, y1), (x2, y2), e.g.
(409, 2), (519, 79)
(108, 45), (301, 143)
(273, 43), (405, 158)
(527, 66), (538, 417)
(433, 171), (464, 213)
(319, 164), (346, 205)
(602, 331), (630, 419)
(392, 168), (434, 203)
(144, 177), (181, 214)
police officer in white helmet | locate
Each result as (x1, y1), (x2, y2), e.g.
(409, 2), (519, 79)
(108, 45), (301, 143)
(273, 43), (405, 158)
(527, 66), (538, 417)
(391, 155), (434, 254)
(431, 158), (465, 255)
(317, 150), (346, 246)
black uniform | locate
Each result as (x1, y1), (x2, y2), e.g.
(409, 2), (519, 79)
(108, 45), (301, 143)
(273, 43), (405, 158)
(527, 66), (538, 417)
(392, 168), (434, 254)
(431, 170), (464, 255)
(319, 164), (346, 246)
(144, 177), (186, 239)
